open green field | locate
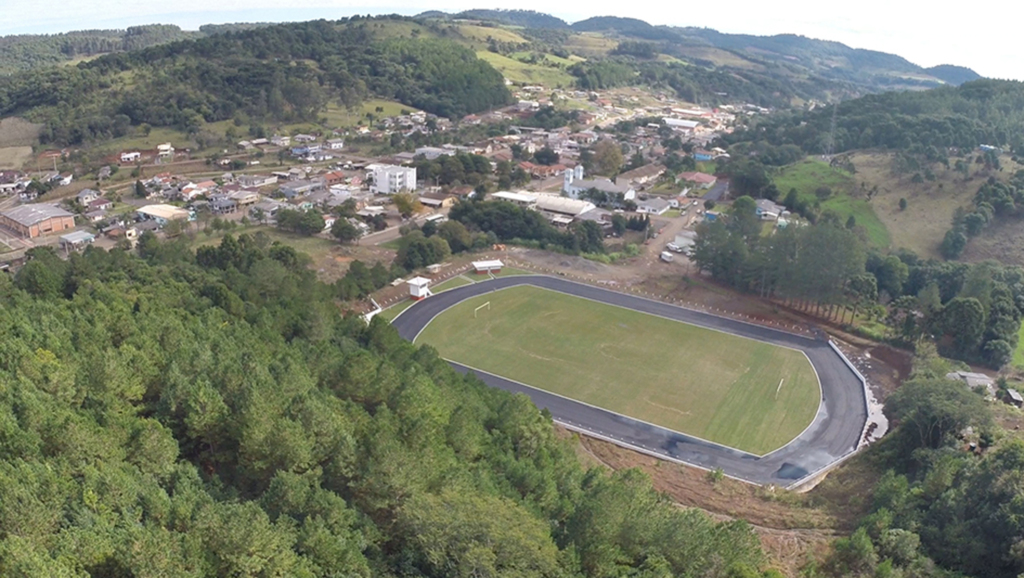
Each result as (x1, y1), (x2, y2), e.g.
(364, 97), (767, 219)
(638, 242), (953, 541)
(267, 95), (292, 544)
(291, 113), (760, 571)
(432, 276), (474, 293)
(476, 52), (576, 87)
(379, 299), (416, 322)
(322, 99), (421, 128)
(774, 158), (891, 248)
(416, 285), (820, 455)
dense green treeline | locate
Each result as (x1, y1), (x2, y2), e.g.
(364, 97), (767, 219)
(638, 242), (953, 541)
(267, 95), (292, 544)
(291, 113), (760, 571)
(724, 79), (1024, 155)
(0, 234), (772, 577)
(809, 350), (1024, 578)
(0, 25), (198, 75)
(0, 18), (510, 145)
(692, 198), (1024, 368)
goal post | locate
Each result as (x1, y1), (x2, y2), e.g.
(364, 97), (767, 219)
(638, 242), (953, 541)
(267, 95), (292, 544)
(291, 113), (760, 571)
(474, 301), (491, 318)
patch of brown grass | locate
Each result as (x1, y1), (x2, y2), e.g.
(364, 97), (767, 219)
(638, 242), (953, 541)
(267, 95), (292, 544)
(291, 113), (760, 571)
(0, 146), (33, 169)
(0, 117), (42, 148)
(850, 151), (1021, 259)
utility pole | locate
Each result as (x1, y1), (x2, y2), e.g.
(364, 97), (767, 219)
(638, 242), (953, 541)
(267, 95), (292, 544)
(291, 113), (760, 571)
(824, 103), (838, 158)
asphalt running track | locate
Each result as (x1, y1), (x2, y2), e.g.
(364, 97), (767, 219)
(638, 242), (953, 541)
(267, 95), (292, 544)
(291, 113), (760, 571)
(391, 275), (867, 487)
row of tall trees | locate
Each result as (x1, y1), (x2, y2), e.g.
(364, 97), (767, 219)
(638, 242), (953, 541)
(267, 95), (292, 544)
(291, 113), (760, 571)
(691, 197), (1024, 367)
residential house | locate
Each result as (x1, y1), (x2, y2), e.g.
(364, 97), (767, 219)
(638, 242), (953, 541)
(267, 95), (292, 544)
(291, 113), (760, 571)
(617, 163), (666, 187)
(87, 197), (113, 212)
(250, 200), (287, 221)
(563, 167), (636, 205)
(55, 173), (73, 187)
(136, 204), (193, 227)
(677, 172), (717, 189)
(83, 210), (108, 223)
(294, 134), (317, 143)
(238, 174), (278, 188)
(280, 179), (322, 199)
(946, 371), (996, 398)
(76, 189), (100, 205)
(693, 150), (714, 162)
(448, 185), (476, 201)
(227, 189), (260, 208)
(1, 204), (76, 238)
(418, 192), (455, 210)
(326, 139), (345, 150)
(636, 197), (671, 215)
(322, 171), (346, 187)
(156, 143), (175, 159)
(756, 199), (785, 221)
(210, 196), (238, 214)
(120, 151), (141, 163)
(369, 165), (416, 195)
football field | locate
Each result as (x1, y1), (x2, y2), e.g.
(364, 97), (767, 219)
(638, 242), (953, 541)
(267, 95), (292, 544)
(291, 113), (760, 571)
(415, 285), (821, 455)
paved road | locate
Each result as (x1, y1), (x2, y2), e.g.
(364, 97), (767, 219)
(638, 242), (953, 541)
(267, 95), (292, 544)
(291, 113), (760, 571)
(392, 275), (867, 487)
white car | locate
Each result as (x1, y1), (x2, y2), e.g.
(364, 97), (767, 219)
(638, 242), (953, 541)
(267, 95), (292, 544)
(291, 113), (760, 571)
(660, 251), (675, 263)
(666, 243), (681, 253)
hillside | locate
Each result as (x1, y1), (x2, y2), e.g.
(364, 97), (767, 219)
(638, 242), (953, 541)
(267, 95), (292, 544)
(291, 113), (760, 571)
(926, 64), (983, 85)
(726, 79), (1024, 155)
(0, 25), (200, 75)
(0, 238), (772, 577)
(424, 10), (981, 98)
(0, 17), (511, 146)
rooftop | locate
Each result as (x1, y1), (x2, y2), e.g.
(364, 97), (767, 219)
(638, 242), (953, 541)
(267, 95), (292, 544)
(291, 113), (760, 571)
(534, 195), (597, 217)
(138, 204), (190, 221)
(492, 191), (537, 204)
(2, 204), (74, 227)
(60, 230), (95, 244)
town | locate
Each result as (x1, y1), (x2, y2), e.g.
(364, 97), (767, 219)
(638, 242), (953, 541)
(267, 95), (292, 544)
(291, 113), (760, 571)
(0, 86), (760, 268)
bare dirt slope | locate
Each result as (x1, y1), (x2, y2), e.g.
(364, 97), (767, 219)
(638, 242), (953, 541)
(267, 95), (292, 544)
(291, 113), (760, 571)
(850, 151), (1022, 259)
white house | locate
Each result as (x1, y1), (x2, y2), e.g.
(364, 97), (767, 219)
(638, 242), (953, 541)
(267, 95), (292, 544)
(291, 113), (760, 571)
(120, 151), (141, 163)
(326, 139), (345, 150)
(636, 197), (671, 215)
(563, 167), (635, 205)
(370, 165), (417, 195)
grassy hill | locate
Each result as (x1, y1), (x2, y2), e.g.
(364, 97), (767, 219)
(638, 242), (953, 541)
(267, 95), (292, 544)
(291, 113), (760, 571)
(773, 158), (890, 248)
(838, 151), (1023, 260)
(476, 52), (575, 87)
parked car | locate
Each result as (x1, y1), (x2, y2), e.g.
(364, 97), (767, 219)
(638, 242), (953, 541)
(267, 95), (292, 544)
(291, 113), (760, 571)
(666, 243), (681, 253)
(660, 251), (674, 263)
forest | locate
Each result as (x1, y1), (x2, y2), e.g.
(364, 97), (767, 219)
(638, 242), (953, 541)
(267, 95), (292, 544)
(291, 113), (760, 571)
(806, 347), (1024, 578)
(691, 196), (1024, 368)
(0, 235), (775, 577)
(0, 18), (511, 145)
(723, 79), (1024, 155)
(0, 25), (198, 75)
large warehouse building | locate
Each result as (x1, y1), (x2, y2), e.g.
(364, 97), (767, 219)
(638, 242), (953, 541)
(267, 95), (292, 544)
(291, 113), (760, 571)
(0, 204), (76, 238)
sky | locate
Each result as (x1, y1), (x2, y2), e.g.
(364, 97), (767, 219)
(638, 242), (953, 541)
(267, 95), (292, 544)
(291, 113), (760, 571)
(2, 0), (1019, 81)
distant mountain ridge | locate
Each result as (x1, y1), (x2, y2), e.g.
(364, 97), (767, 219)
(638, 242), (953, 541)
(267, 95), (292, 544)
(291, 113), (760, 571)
(424, 10), (982, 89)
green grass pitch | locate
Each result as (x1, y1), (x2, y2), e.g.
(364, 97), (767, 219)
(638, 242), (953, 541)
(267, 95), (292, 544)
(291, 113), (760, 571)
(415, 286), (821, 455)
